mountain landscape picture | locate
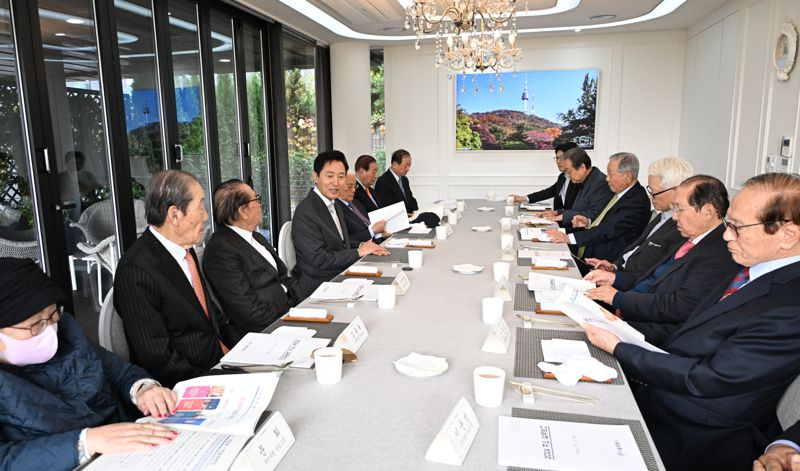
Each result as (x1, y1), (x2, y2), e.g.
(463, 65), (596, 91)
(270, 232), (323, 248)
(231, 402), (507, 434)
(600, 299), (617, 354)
(455, 69), (598, 151)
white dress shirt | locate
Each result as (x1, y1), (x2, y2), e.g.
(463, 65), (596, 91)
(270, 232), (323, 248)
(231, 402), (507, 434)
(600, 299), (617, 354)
(314, 186), (344, 240)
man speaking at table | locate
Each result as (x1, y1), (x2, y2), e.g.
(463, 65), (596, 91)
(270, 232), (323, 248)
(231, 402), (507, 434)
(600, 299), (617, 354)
(292, 150), (388, 297)
(584, 172), (800, 471)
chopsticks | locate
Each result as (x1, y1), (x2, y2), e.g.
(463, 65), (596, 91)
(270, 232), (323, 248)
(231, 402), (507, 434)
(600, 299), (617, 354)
(508, 380), (598, 404)
(515, 313), (576, 328)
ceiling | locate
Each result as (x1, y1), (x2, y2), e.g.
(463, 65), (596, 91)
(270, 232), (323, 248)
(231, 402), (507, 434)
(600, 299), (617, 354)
(234, 0), (731, 45)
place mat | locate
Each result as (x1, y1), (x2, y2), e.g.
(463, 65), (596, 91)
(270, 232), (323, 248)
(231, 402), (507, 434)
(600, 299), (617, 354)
(508, 408), (659, 471)
(362, 247), (409, 263)
(517, 257), (576, 268)
(513, 283), (536, 311)
(332, 274), (395, 285)
(513, 328), (624, 385)
(391, 228), (437, 239)
(262, 320), (349, 342)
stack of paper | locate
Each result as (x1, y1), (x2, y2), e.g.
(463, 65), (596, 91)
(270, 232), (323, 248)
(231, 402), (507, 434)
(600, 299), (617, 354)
(309, 282), (364, 300)
(520, 203), (549, 211)
(520, 216), (552, 225)
(368, 201), (410, 233)
(347, 265), (379, 275)
(527, 273), (595, 292)
(222, 332), (330, 369)
(532, 257), (568, 268)
(541, 339), (591, 363)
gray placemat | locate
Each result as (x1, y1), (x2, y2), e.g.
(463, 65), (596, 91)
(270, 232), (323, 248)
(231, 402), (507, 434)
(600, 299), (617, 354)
(332, 274), (395, 285)
(513, 283), (536, 311)
(362, 247), (410, 263)
(391, 228), (437, 239)
(263, 320), (349, 342)
(508, 408), (659, 471)
(513, 328), (624, 385)
(517, 257), (576, 268)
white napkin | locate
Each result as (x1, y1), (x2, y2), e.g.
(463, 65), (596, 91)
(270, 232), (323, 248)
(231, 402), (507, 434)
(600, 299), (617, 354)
(408, 239), (434, 247)
(286, 307), (328, 319)
(537, 356), (618, 386)
(477, 207), (495, 212)
(348, 265), (379, 274)
(452, 264), (484, 274)
(271, 326), (317, 337)
(408, 223), (431, 234)
(472, 226), (492, 232)
(394, 352), (449, 377)
(384, 238), (409, 248)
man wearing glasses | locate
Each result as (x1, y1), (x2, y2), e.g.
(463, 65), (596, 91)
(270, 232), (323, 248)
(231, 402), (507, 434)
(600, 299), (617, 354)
(510, 141), (579, 211)
(203, 179), (302, 336)
(584, 172), (800, 471)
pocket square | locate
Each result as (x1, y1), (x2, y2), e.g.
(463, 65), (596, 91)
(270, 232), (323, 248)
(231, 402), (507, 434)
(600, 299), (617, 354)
(647, 241), (663, 247)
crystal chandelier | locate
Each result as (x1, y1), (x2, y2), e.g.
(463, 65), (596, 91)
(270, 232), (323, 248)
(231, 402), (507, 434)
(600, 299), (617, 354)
(403, 0), (522, 75)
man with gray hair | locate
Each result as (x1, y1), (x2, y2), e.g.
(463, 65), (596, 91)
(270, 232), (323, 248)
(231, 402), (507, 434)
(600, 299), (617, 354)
(114, 170), (241, 387)
(585, 156), (693, 278)
(550, 152), (651, 265)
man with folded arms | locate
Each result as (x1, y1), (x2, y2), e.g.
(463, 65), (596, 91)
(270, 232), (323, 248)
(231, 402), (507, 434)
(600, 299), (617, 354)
(585, 175), (739, 342)
(585, 172), (800, 471)
(584, 157), (692, 276)
(545, 147), (612, 229)
(339, 173), (388, 244)
(510, 141), (579, 210)
(203, 179), (303, 335)
(354, 154), (381, 212)
(292, 150), (389, 297)
(755, 421), (800, 470)
(550, 152), (651, 262)
(114, 170), (240, 387)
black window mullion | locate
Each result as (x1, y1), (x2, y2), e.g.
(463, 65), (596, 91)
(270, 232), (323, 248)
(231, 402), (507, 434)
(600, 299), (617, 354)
(196, 2), (220, 209)
(315, 45), (333, 153)
(233, 17), (251, 185)
(264, 22), (290, 230)
(152, 0), (179, 169)
(93, 0), (136, 252)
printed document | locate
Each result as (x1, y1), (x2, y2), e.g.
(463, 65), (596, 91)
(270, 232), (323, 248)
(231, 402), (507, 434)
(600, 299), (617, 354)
(368, 201), (410, 233)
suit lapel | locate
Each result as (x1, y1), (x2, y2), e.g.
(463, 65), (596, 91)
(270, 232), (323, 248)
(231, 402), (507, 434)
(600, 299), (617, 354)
(334, 200), (350, 247)
(224, 226), (280, 275)
(654, 224), (726, 283)
(311, 191), (343, 242)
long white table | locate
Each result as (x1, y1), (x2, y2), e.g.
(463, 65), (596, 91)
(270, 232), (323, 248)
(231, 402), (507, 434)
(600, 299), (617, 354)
(266, 199), (665, 470)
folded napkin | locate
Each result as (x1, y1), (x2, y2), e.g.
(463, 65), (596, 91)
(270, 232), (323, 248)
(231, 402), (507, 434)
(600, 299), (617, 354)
(384, 238), (409, 248)
(348, 265), (379, 274)
(287, 307), (328, 319)
(537, 356), (618, 386)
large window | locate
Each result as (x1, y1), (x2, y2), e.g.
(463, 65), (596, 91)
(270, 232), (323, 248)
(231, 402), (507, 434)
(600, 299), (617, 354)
(211, 10), (240, 183)
(370, 48), (385, 170)
(283, 33), (317, 212)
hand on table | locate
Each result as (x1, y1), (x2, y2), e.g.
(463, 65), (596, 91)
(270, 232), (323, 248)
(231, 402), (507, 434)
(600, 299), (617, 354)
(586, 285), (618, 304)
(583, 323), (620, 354)
(754, 445), (800, 471)
(511, 194), (527, 203)
(136, 385), (177, 418)
(86, 422), (177, 456)
(584, 269), (616, 286)
(586, 258), (615, 271)
(539, 210), (557, 218)
(358, 240), (390, 257)
(546, 230), (569, 243)
(571, 215), (590, 228)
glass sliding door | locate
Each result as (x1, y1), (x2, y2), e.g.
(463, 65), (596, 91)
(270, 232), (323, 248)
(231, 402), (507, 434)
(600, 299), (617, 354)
(0, 0), (40, 263)
(210, 10), (240, 183)
(38, 0), (115, 316)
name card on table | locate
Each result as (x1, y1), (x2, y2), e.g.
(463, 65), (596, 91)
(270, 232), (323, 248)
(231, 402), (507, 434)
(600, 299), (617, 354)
(393, 271), (412, 295)
(425, 397), (480, 466)
(333, 316), (368, 353)
(231, 411), (295, 471)
(446, 223), (455, 236)
(494, 279), (512, 302)
(482, 317), (511, 354)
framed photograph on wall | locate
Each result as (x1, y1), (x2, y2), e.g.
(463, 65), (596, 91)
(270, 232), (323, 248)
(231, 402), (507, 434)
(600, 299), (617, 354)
(455, 69), (599, 152)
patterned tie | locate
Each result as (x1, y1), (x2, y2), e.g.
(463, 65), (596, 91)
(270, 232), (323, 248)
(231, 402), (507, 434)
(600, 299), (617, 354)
(397, 177), (406, 197)
(348, 202), (370, 225)
(674, 240), (695, 260)
(577, 194), (619, 257)
(328, 203), (344, 240)
(185, 250), (229, 354)
(719, 267), (750, 302)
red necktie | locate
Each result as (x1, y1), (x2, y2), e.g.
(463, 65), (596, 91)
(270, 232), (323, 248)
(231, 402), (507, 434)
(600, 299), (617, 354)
(185, 251), (229, 354)
(719, 267), (750, 302)
(674, 240), (695, 260)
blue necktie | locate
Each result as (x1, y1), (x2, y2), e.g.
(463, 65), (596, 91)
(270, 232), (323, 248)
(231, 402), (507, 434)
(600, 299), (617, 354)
(348, 203), (370, 225)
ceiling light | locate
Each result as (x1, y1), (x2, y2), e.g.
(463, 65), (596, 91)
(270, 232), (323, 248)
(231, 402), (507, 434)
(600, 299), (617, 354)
(589, 14), (617, 21)
(54, 33), (66, 37)
(219, 58), (230, 63)
(574, 28), (582, 32)
(66, 18), (85, 25)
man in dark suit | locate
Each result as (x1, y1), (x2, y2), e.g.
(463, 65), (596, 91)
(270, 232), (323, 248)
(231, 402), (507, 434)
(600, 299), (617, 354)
(584, 156), (693, 276)
(114, 170), (241, 387)
(548, 147), (613, 228)
(510, 141), (579, 210)
(755, 421), (800, 470)
(374, 148), (418, 215)
(202, 179), (303, 336)
(339, 173), (388, 244)
(354, 154), (381, 212)
(550, 152), (651, 261)
(585, 172), (800, 471)
(586, 176), (739, 341)
(292, 150), (388, 297)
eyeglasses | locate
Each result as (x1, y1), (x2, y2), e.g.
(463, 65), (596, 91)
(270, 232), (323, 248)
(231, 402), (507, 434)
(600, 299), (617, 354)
(240, 194), (261, 207)
(646, 185), (676, 197)
(669, 203), (689, 213)
(724, 218), (790, 237)
(343, 184), (357, 189)
(6, 306), (62, 337)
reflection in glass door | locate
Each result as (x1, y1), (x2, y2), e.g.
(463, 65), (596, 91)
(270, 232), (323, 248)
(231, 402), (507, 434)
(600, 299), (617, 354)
(38, 0), (116, 322)
(211, 11), (240, 183)
(0, 0), (40, 264)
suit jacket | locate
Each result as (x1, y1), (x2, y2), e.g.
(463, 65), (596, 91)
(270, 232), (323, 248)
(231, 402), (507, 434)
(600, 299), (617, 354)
(291, 189), (360, 297)
(614, 261), (800, 471)
(526, 173), (577, 210)
(560, 167), (613, 225)
(355, 180), (380, 213)
(202, 225), (303, 336)
(776, 421), (800, 446)
(113, 228), (241, 388)
(611, 216), (685, 278)
(571, 182), (651, 261)
(614, 224), (739, 330)
(340, 199), (375, 244)
(374, 169), (418, 213)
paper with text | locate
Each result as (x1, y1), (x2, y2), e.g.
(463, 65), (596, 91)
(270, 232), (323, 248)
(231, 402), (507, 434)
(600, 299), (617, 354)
(221, 333), (331, 368)
(230, 412), (295, 471)
(482, 318), (512, 354)
(368, 201), (410, 233)
(425, 397), (480, 465)
(334, 316), (369, 352)
(527, 273), (595, 292)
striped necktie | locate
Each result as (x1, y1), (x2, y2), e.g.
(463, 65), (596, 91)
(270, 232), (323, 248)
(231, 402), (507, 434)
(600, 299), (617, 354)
(576, 194), (619, 257)
(348, 202), (370, 225)
(719, 267), (750, 301)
